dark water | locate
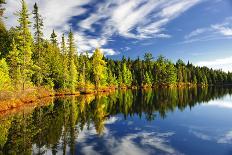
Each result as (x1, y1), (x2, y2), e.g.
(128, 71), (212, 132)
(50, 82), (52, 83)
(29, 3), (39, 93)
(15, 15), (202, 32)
(0, 87), (232, 155)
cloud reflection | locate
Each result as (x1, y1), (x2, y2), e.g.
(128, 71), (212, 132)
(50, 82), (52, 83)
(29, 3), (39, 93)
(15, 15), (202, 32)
(74, 116), (180, 155)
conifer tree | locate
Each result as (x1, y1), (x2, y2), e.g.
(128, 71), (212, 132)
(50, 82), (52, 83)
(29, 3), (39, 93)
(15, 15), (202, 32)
(122, 63), (132, 87)
(144, 72), (152, 87)
(61, 34), (69, 89)
(32, 2), (44, 86)
(67, 30), (77, 92)
(8, 38), (21, 89)
(50, 29), (58, 46)
(17, 0), (33, 90)
(92, 48), (107, 89)
(107, 69), (118, 87)
(0, 0), (5, 17)
(0, 0), (9, 58)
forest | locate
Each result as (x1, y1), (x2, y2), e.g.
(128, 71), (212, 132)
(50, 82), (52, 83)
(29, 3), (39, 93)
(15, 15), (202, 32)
(0, 0), (232, 95)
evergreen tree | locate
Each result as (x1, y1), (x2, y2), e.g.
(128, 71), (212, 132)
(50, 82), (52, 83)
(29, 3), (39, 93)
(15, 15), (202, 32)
(0, 0), (9, 58)
(92, 48), (107, 89)
(17, 0), (33, 90)
(122, 63), (132, 87)
(144, 71), (152, 87)
(0, 0), (5, 17)
(67, 30), (77, 92)
(61, 34), (69, 89)
(50, 29), (57, 46)
(32, 2), (44, 86)
(8, 38), (22, 89)
(107, 69), (118, 87)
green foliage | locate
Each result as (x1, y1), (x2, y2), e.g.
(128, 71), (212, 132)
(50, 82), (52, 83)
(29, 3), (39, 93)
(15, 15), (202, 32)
(144, 72), (152, 87)
(153, 56), (176, 86)
(32, 2), (44, 86)
(122, 63), (132, 87)
(50, 29), (57, 46)
(16, 0), (34, 89)
(107, 69), (118, 87)
(92, 48), (107, 89)
(8, 38), (22, 89)
(61, 34), (69, 89)
(0, 58), (12, 91)
(67, 30), (78, 92)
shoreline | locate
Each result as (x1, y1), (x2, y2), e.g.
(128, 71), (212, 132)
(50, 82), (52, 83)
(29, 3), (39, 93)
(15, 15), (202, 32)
(0, 84), (231, 113)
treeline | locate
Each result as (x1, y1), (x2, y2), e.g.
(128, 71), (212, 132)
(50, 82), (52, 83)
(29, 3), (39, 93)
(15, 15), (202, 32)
(0, 0), (231, 93)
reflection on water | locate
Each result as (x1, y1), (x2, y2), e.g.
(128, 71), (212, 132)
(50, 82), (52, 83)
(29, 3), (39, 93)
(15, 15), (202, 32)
(0, 86), (232, 155)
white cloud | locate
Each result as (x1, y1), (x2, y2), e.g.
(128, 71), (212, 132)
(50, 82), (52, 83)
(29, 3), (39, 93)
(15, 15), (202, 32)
(101, 48), (119, 56)
(196, 56), (232, 72)
(217, 131), (232, 144)
(189, 130), (212, 141)
(212, 24), (232, 36)
(185, 28), (207, 39)
(4, 0), (90, 37)
(75, 120), (180, 155)
(184, 17), (232, 43)
(4, 0), (201, 55)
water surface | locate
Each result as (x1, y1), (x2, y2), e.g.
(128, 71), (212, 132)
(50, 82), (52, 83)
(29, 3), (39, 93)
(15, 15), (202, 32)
(0, 87), (232, 155)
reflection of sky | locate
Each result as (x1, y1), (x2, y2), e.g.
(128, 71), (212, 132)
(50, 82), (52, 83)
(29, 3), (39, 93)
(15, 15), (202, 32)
(75, 116), (180, 155)
(36, 95), (232, 155)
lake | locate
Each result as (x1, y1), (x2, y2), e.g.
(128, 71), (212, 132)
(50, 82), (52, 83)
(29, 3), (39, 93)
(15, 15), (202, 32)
(0, 86), (232, 155)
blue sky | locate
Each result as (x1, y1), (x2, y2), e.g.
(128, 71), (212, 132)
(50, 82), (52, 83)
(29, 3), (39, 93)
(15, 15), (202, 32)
(4, 0), (232, 71)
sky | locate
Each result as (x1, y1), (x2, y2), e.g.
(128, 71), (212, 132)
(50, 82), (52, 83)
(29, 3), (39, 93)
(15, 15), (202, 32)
(4, 0), (232, 72)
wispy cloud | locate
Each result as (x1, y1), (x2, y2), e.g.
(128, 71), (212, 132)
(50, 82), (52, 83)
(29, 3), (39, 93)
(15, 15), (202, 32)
(184, 17), (232, 43)
(217, 131), (232, 144)
(5, 0), (201, 55)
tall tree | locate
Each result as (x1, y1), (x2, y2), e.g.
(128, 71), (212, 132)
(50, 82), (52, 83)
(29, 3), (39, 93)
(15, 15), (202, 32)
(0, 0), (5, 17)
(61, 34), (69, 89)
(0, 0), (10, 58)
(32, 2), (44, 86)
(8, 38), (21, 89)
(17, 0), (33, 90)
(92, 48), (107, 89)
(67, 29), (77, 93)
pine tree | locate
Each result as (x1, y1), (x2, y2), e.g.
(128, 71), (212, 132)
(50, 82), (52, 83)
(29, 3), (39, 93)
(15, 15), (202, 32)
(92, 48), (107, 89)
(144, 72), (152, 87)
(17, 0), (33, 90)
(122, 63), (132, 87)
(107, 69), (118, 87)
(67, 30), (77, 92)
(32, 2), (44, 86)
(50, 29), (57, 46)
(0, 0), (5, 17)
(8, 38), (21, 89)
(61, 34), (69, 89)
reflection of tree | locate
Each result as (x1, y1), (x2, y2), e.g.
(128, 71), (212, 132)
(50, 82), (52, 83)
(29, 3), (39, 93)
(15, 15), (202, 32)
(2, 112), (36, 154)
(68, 96), (78, 155)
(0, 86), (231, 153)
(93, 95), (108, 135)
(0, 118), (12, 150)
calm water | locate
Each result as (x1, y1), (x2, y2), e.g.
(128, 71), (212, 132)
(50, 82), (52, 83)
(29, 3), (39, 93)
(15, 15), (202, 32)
(0, 87), (232, 155)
